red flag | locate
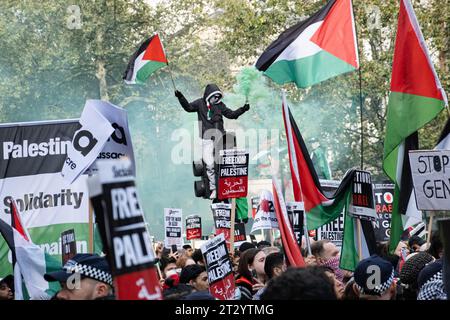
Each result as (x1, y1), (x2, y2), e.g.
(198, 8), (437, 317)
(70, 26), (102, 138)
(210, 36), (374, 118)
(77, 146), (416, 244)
(272, 178), (305, 267)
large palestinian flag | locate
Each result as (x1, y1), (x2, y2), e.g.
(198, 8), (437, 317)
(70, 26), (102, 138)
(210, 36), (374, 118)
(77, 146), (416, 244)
(281, 93), (354, 230)
(0, 200), (60, 299)
(383, 0), (447, 252)
(255, 0), (358, 88)
(123, 34), (168, 84)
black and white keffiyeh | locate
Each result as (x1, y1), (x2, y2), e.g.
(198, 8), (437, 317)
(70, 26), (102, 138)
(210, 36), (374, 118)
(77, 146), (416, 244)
(355, 269), (395, 296)
(63, 260), (113, 286)
(417, 271), (447, 300)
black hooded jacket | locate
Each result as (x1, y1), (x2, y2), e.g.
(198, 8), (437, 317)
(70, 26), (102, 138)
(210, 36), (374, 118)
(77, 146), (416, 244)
(176, 84), (249, 139)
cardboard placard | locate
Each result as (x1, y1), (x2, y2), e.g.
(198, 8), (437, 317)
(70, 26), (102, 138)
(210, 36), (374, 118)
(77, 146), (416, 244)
(61, 229), (77, 265)
(93, 159), (162, 300)
(164, 208), (183, 249)
(251, 191), (278, 233)
(217, 149), (249, 199)
(186, 215), (202, 240)
(234, 222), (246, 243)
(211, 202), (231, 242)
(373, 183), (394, 242)
(409, 150), (450, 210)
(348, 170), (378, 221)
(201, 233), (235, 300)
(286, 202), (304, 245)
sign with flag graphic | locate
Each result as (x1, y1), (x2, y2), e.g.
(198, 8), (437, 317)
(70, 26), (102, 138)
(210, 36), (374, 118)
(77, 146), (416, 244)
(93, 159), (162, 300)
(251, 190), (278, 233)
(409, 150), (450, 210)
(201, 233), (235, 300)
(123, 34), (168, 84)
(0, 120), (90, 279)
(255, 0), (358, 88)
(186, 215), (202, 240)
(217, 149), (249, 200)
(383, 0), (447, 252)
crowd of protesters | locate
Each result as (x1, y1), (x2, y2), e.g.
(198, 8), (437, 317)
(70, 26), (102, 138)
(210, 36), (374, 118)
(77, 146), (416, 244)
(0, 231), (446, 300)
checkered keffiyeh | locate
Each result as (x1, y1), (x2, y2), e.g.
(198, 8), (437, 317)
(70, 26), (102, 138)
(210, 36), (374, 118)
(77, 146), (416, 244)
(355, 269), (395, 296)
(64, 261), (113, 286)
(417, 271), (447, 300)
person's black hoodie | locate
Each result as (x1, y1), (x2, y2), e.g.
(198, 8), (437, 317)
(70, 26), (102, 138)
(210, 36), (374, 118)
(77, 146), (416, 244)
(175, 84), (249, 139)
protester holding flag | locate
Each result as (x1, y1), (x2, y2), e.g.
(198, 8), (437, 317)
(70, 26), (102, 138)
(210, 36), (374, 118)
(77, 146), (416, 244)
(174, 84), (250, 199)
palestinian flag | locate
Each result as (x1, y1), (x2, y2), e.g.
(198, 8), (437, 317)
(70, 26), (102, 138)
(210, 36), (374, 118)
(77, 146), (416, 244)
(272, 178), (305, 267)
(340, 206), (377, 271)
(255, 0), (358, 88)
(383, 0), (447, 252)
(123, 34), (168, 84)
(0, 200), (60, 299)
(281, 93), (354, 230)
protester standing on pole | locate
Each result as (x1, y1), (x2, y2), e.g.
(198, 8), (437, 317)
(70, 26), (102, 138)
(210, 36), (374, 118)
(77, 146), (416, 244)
(175, 84), (250, 199)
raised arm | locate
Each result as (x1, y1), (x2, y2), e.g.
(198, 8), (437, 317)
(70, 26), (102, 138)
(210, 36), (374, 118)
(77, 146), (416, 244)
(221, 103), (250, 119)
(175, 90), (199, 113)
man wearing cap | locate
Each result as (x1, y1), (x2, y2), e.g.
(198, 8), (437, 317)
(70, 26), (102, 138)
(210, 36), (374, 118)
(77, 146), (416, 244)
(354, 255), (397, 300)
(44, 254), (114, 300)
(175, 84), (250, 199)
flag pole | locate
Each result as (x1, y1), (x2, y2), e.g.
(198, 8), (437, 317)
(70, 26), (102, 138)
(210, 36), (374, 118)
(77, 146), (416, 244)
(281, 90), (312, 257)
(88, 202), (94, 253)
(356, 218), (363, 261)
(229, 198), (237, 256)
(358, 69), (364, 170)
(427, 211), (434, 244)
(166, 62), (177, 91)
(157, 32), (177, 91)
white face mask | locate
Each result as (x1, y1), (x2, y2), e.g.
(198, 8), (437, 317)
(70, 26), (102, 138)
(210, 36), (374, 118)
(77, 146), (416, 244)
(209, 94), (222, 105)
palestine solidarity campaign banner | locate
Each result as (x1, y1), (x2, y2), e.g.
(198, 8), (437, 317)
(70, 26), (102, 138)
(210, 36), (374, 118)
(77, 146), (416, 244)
(0, 120), (91, 278)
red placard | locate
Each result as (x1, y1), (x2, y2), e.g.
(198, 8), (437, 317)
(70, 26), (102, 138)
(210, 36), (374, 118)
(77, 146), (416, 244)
(114, 267), (162, 300)
(187, 228), (202, 240)
(210, 273), (235, 300)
